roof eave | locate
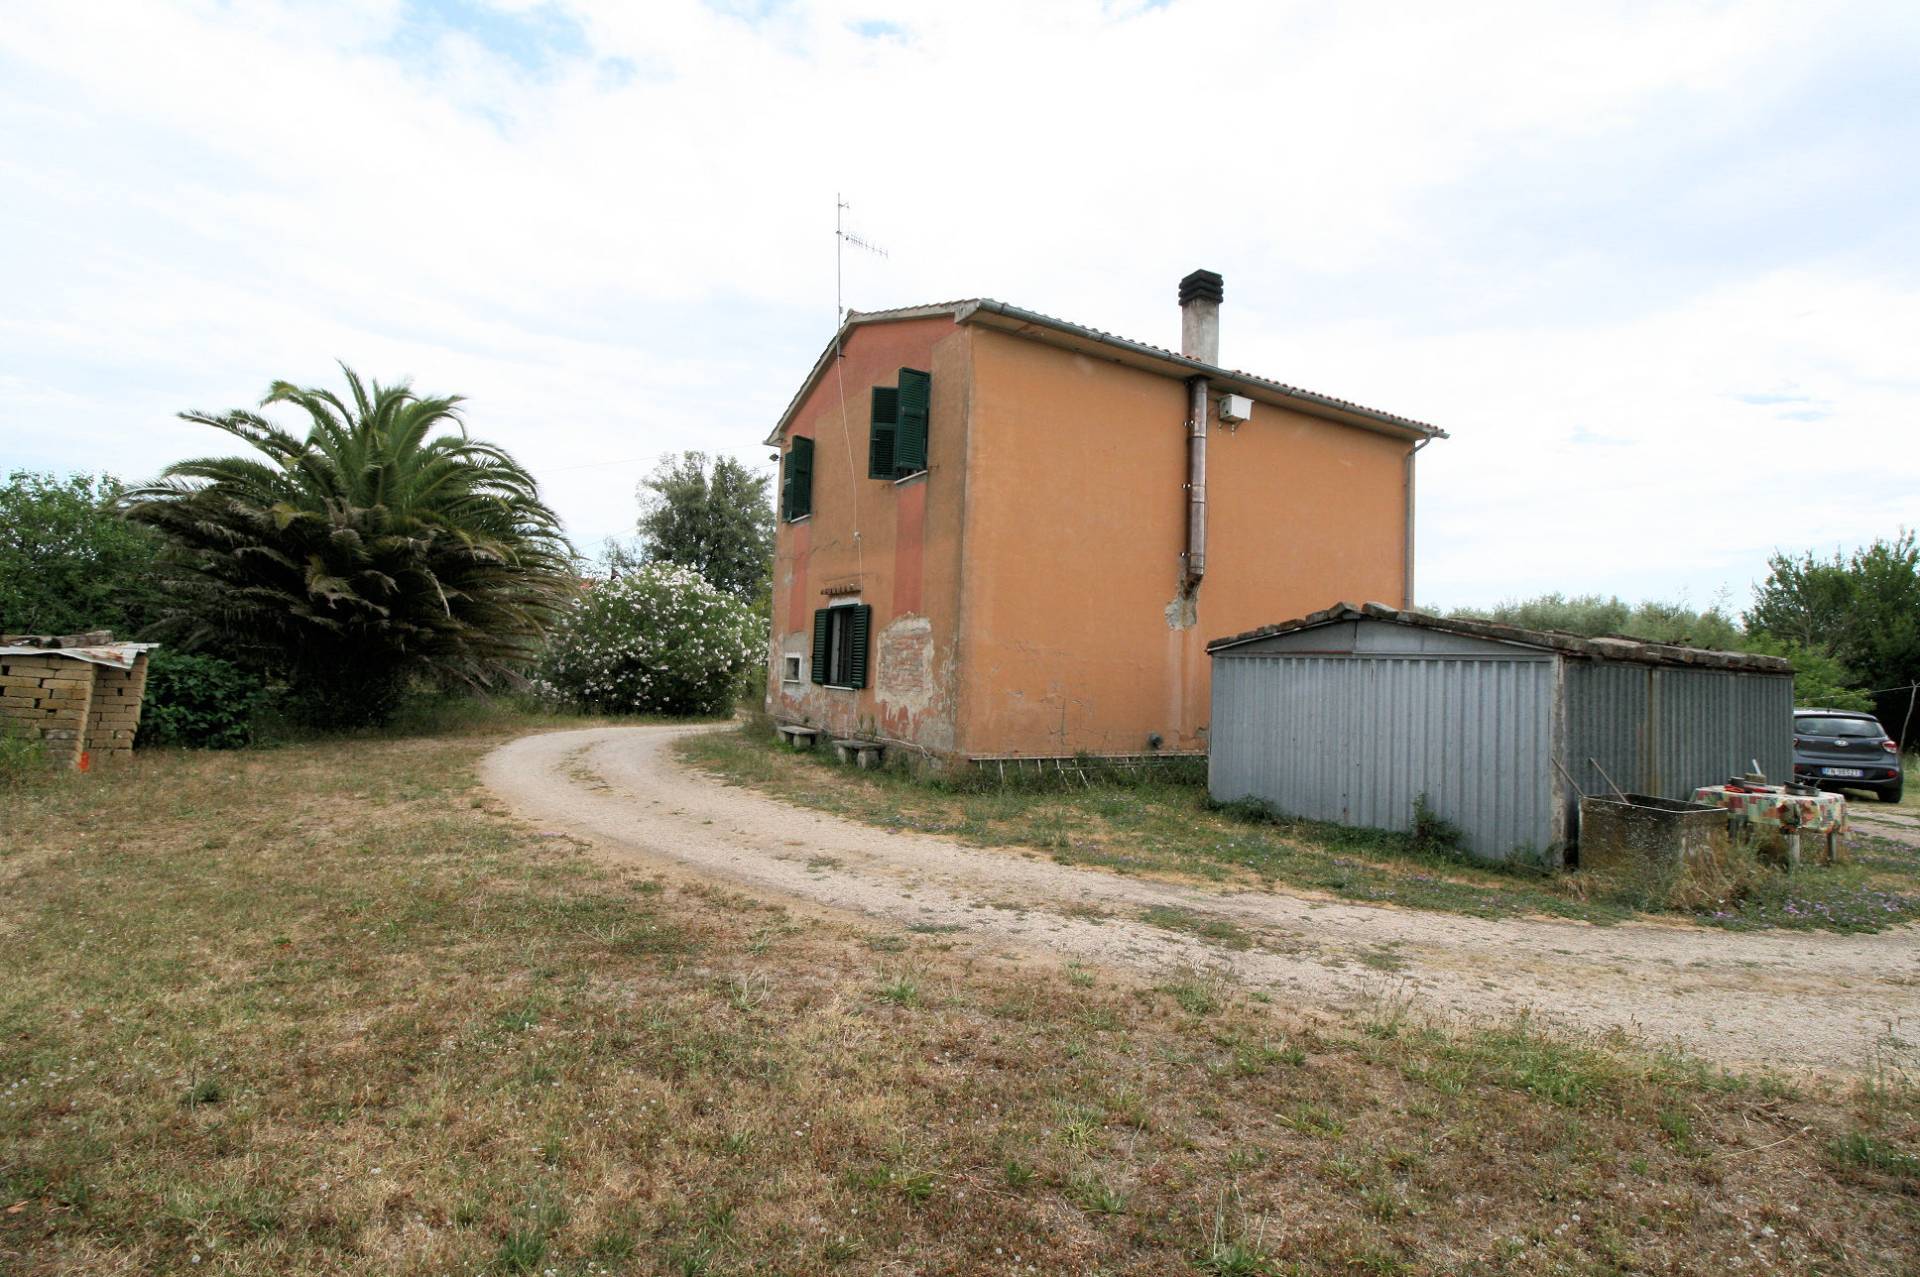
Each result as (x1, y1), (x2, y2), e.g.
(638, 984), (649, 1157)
(763, 303), (971, 447)
(959, 301), (1448, 442)
(764, 297), (1451, 447)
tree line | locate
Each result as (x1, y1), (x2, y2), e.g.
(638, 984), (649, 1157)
(1446, 531), (1920, 741)
(2, 366), (774, 742)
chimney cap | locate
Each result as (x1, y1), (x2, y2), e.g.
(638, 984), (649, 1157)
(1178, 269), (1224, 305)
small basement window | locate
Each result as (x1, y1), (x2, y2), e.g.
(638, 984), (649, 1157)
(810, 603), (871, 689)
(782, 653), (803, 683)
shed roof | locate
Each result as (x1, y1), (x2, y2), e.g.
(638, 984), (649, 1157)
(1206, 602), (1793, 674)
(764, 300), (1448, 447)
(0, 642), (156, 670)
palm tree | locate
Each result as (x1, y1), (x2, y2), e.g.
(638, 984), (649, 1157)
(125, 365), (572, 726)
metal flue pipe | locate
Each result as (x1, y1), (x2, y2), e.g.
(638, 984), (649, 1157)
(1185, 375), (1209, 590)
(1177, 270), (1223, 594)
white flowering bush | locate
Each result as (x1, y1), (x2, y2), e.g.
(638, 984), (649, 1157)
(538, 564), (764, 716)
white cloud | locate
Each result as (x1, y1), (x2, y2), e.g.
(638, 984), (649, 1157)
(1, 0), (1914, 599)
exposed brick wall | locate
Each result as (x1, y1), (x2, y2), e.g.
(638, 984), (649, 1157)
(0, 650), (152, 769)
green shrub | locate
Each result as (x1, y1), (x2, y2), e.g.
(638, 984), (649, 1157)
(537, 564), (763, 717)
(1410, 793), (1467, 856)
(139, 651), (265, 749)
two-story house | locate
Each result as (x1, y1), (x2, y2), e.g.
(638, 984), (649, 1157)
(764, 271), (1447, 763)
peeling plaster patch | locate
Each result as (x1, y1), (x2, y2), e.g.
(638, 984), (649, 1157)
(771, 629), (817, 716)
(876, 615), (955, 753)
(875, 615), (934, 712)
(1165, 593), (1197, 630)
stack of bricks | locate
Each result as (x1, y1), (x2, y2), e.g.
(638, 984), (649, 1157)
(83, 654), (150, 768)
(0, 645), (152, 770)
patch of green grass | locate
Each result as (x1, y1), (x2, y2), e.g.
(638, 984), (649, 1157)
(1449, 1020), (1620, 1108)
(1069, 1174), (1127, 1215)
(875, 973), (921, 1007)
(1277, 1102), (1345, 1139)
(181, 1075), (224, 1107)
(850, 1163), (936, 1204)
(1199, 1239), (1279, 1276)
(0, 722), (48, 785)
(1159, 974), (1223, 1017)
(493, 1228), (547, 1273)
(1656, 1106), (1694, 1151)
(1141, 905), (1254, 950)
(590, 1226), (638, 1262)
(1826, 1131), (1920, 1178)
(1356, 945), (1408, 972)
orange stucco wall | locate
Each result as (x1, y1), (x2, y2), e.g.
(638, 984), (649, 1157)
(766, 317), (973, 754)
(954, 327), (1410, 758)
(767, 316), (1415, 761)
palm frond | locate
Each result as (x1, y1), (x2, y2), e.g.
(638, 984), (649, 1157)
(125, 364), (573, 714)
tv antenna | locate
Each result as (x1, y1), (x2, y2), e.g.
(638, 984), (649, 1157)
(835, 193), (888, 342)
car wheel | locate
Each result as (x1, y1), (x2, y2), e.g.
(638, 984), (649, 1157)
(1883, 780), (1904, 804)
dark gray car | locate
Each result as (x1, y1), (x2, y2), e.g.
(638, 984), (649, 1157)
(1792, 708), (1904, 802)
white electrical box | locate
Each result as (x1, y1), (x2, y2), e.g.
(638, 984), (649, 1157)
(1218, 394), (1254, 424)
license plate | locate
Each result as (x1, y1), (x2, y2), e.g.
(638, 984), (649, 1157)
(1822, 767), (1864, 778)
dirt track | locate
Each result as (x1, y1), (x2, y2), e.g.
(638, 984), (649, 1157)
(482, 725), (1920, 1075)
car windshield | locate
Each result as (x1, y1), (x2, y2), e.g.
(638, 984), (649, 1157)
(1796, 716), (1884, 738)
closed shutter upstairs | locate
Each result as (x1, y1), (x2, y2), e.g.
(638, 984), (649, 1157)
(894, 368), (930, 476)
(787, 436), (814, 519)
(868, 387), (898, 479)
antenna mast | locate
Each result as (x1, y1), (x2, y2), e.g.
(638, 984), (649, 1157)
(834, 193), (888, 356)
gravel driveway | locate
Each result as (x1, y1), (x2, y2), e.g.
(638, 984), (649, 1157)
(482, 725), (1920, 1075)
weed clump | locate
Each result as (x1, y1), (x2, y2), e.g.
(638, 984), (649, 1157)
(1826, 1131), (1920, 1178)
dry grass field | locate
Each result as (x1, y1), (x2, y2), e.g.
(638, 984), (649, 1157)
(3, 718), (1917, 1275)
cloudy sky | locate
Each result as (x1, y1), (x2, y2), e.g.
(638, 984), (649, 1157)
(3, 0), (1914, 611)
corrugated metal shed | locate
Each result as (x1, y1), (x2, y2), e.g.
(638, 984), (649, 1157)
(1207, 603), (1794, 863)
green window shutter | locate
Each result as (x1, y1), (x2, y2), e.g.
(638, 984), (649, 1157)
(868, 386), (898, 479)
(788, 436), (813, 520)
(810, 609), (830, 684)
(846, 604), (872, 689)
(779, 443), (794, 520)
(894, 368), (930, 476)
